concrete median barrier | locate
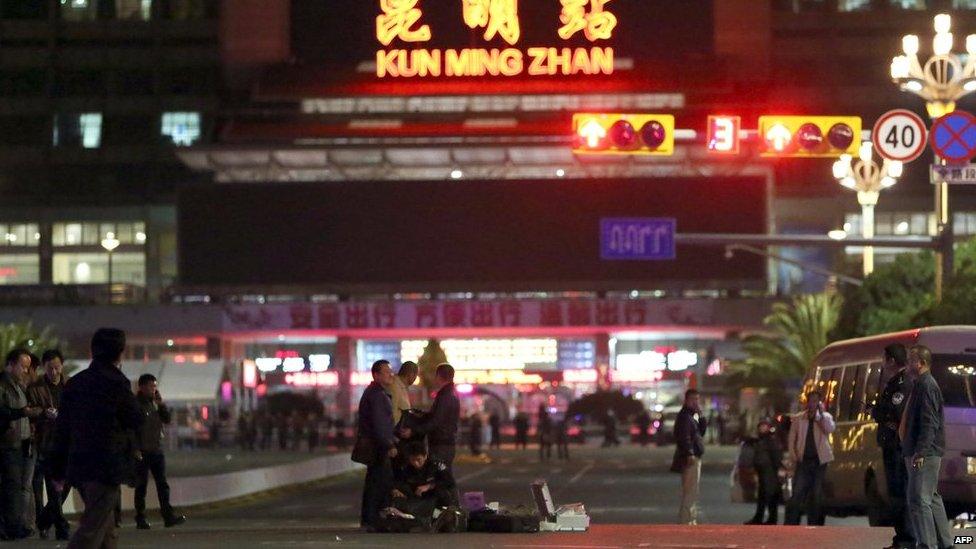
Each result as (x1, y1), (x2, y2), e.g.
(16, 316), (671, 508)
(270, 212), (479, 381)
(62, 452), (363, 514)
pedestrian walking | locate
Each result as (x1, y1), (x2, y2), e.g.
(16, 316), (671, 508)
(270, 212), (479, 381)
(307, 412), (320, 453)
(22, 353), (40, 531)
(277, 412), (289, 451)
(602, 410), (620, 447)
(784, 390), (835, 526)
(356, 360), (398, 531)
(871, 343), (914, 549)
(716, 409), (727, 446)
(389, 361), (418, 427)
(555, 417), (570, 460)
(0, 349), (43, 540)
(401, 364), (460, 480)
(258, 410), (273, 450)
(133, 374), (186, 530)
(636, 410), (651, 447)
(50, 328), (143, 549)
(537, 405), (553, 461)
(28, 349), (70, 540)
(488, 412), (501, 449)
(901, 345), (953, 549)
(514, 412), (529, 450)
(744, 417), (782, 525)
(291, 410), (305, 451)
(237, 412), (250, 451)
(671, 389), (707, 525)
(468, 412), (483, 456)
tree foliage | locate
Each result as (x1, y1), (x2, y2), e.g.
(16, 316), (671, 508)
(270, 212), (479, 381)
(0, 321), (60, 360)
(417, 338), (449, 392)
(727, 293), (842, 389)
(835, 238), (976, 339)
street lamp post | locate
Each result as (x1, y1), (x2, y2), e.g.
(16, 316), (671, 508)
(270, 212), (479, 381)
(100, 232), (120, 303)
(832, 142), (903, 276)
(890, 13), (976, 300)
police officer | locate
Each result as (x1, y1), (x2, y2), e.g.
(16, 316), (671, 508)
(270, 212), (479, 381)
(871, 343), (914, 549)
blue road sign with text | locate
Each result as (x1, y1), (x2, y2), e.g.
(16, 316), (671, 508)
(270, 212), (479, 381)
(600, 218), (676, 260)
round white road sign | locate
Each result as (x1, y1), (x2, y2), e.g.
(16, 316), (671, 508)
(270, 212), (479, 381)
(872, 109), (928, 162)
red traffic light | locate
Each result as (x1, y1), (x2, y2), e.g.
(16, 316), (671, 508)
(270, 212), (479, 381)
(641, 121), (667, 149)
(609, 120), (638, 148)
(827, 123), (855, 150)
(796, 123), (823, 151)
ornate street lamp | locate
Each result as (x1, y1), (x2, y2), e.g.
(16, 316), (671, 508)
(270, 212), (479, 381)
(889, 13), (975, 299)
(832, 142), (903, 276)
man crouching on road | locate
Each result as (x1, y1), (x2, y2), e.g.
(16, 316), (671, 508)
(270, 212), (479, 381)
(671, 389), (707, 525)
(392, 442), (459, 532)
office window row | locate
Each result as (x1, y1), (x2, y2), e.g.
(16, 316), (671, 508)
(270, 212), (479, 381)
(1, 0), (213, 21)
(51, 221), (146, 247)
(52, 112), (201, 148)
(845, 211), (976, 237)
(0, 224), (40, 247)
(777, 0), (976, 11)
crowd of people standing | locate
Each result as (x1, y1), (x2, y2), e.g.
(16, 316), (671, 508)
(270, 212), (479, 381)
(0, 329), (187, 548)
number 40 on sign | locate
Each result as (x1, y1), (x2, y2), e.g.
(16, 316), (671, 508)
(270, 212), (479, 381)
(872, 109), (928, 163)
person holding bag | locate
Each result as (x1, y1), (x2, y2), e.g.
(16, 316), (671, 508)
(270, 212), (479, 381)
(354, 360), (398, 532)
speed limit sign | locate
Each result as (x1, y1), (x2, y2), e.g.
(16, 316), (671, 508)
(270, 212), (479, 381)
(872, 109), (928, 162)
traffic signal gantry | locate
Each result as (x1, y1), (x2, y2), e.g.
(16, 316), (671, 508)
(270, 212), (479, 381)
(571, 113), (862, 158)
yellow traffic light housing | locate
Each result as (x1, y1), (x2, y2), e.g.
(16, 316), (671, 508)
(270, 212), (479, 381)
(572, 113), (675, 156)
(758, 115), (862, 157)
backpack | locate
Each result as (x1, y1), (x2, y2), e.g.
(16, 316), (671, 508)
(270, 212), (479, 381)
(466, 505), (539, 533)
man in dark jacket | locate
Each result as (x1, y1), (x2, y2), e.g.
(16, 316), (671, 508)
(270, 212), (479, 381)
(358, 360), (398, 531)
(28, 349), (70, 540)
(402, 363), (460, 476)
(872, 343), (914, 549)
(488, 412), (501, 449)
(671, 389), (707, 525)
(50, 328), (143, 549)
(745, 417), (783, 525)
(133, 374), (185, 530)
(901, 345), (952, 549)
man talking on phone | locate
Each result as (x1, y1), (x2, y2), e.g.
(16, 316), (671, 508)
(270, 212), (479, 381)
(785, 390), (835, 525)
(133, 374), (185, 530)
(901, 345), (952, 549)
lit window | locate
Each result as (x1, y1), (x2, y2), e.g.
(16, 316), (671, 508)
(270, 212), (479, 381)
(838, 0), (870, 10)
(60, 0), (97, 21)
(53, 113), (102, 149)
(53, 252), (145, 286)
(955, 0), (976, 8)
(161, 112), (201, 146)
(116, 0), (152, 20)
(0, 224), (39, 247)
(0, 255), (40, 285)
(890, 0), (926, 8)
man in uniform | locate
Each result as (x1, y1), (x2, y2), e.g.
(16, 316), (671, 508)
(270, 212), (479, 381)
(871, 343), (914, 549)
(391, 442), (457, 524)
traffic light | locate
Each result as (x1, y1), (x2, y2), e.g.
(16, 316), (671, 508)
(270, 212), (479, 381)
(572, 113), (675, 155)
(757, 116), (861, 157)
(706, 115), (741, 154)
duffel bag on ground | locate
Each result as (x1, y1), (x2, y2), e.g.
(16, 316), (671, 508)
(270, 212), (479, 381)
(466, 505), (539, 533)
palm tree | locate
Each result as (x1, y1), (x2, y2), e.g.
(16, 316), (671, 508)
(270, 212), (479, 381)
(0, 321), (60, 360)
(727, 293), (842, 389)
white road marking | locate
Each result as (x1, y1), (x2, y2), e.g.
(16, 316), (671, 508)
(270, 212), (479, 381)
(569, 461), (595, 484)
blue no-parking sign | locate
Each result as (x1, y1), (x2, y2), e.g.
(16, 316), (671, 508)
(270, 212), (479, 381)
(931, 111), (976, 163)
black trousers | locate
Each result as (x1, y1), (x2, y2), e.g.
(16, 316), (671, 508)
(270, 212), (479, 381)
(429, 445), (458, 506)
(785, 459), (826, 525)
(751, 467), (780, 524)
(33, 457), (70, 531)
(69, 482), (120, 549)
(360, 453), (393, 527)
(0, 447), (25, 535)
(883, 446), (914, 546)
(134, 452), (173, 518)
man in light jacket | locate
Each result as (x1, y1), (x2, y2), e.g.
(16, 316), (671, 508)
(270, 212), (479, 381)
(785, 389), (835, 525)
